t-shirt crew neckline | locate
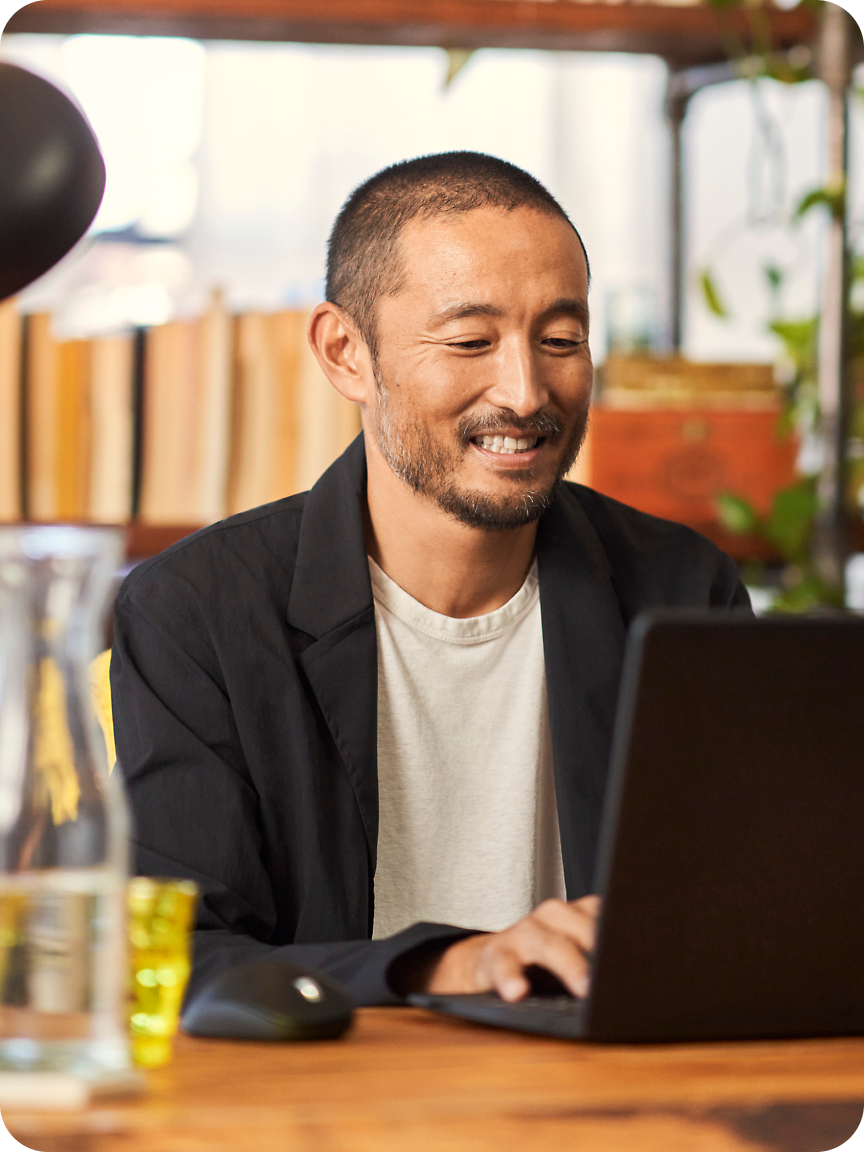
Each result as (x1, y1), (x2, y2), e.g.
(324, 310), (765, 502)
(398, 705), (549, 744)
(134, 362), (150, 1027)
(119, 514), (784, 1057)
(367, 556), (539, 645)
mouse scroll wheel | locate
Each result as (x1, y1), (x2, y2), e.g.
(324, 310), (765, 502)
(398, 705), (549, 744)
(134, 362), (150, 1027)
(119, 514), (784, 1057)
(293, 976), (324, 1002)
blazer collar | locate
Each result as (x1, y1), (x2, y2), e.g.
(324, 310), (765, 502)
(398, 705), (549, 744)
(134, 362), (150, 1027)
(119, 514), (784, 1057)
(537, 484), (627, 898)
(286, 434), (372, 639)
(286, 436), (379, 904)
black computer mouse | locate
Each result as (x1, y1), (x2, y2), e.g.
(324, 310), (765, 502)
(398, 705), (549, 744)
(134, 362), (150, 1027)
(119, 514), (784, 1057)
(182, 959), (354, 1041)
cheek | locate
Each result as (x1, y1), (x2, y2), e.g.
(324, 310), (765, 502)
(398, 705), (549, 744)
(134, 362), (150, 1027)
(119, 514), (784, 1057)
(551, 359), (593, 409)
(392, 355), (487, 419)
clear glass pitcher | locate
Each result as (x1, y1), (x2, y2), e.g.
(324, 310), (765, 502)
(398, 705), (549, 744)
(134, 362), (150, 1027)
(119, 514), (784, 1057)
(0, 525), (130, 1078)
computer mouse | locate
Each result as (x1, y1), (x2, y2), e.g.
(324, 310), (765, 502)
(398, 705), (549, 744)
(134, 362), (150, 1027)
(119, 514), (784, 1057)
(182, 959), (354, 1041)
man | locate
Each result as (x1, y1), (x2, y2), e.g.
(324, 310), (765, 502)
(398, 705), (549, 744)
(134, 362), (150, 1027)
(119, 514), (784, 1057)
(112, 152), (749, 1008)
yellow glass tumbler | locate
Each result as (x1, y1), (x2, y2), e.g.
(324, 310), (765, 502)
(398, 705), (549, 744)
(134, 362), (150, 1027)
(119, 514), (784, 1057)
(127, 877), (198, 1068)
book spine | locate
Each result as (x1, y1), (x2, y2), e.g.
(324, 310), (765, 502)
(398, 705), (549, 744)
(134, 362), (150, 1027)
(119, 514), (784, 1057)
(0, 300), (22, 520)
(89, 334), (135, 524)
(26, 314), (60, 522)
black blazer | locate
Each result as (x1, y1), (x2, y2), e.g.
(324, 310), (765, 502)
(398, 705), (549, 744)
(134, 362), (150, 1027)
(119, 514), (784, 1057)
(112, 435), (749, 1005)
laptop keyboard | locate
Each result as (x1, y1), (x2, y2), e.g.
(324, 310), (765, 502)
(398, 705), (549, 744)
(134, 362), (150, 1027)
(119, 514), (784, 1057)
(407, 991), (588, 1039)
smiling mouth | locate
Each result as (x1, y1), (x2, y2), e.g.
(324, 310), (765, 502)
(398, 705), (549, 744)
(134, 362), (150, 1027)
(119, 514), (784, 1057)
(472, 434), (542, 456)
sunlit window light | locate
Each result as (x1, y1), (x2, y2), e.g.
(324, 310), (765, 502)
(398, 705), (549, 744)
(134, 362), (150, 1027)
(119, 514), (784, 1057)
(60, 36), (205, 237)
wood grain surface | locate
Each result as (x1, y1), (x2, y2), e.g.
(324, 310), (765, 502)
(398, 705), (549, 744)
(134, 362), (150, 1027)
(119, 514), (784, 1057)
(4, 1008), (864, 1152)
(6, 0), (820, 67)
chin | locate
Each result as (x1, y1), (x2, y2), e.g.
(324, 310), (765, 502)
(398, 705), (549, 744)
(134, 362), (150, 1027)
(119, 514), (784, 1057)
(436, 478), (559, 532)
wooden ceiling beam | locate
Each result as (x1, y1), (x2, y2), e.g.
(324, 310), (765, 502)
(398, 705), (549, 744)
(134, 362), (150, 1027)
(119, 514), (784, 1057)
(7, 0), (819, 69)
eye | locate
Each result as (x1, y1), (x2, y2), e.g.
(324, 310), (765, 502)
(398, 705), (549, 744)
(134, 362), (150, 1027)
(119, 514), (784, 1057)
(446, 339), (490, 350)
(542, 337), (584, 350)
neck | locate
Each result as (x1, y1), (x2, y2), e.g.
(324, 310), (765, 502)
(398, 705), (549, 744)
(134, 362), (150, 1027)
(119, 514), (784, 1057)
(364, 444), (539, 619)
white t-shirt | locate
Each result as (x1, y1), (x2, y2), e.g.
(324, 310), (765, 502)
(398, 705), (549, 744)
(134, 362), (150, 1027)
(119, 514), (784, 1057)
(369, 557), (567, 940)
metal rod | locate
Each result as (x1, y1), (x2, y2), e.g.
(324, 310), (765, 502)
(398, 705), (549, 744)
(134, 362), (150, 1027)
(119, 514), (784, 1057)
(813, 2), (853, 593)
(666, 88), (688, 354)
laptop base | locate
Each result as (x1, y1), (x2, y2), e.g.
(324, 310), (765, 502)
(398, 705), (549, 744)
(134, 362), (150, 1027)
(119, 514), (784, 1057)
(408, 992), (587, 1040)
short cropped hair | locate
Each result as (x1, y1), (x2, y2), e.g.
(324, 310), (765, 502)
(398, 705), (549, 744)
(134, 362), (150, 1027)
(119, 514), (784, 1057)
(326, 151), (589, 359)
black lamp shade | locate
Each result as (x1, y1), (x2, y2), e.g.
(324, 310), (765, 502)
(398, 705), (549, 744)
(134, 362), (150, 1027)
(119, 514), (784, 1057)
(0, 61), (106, 301)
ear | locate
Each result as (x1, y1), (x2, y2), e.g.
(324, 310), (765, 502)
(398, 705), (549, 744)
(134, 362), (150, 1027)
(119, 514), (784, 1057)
(307, 303), (375, 405)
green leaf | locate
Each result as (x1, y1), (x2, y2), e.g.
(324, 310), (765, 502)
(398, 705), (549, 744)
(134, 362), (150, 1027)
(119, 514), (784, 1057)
(769, 318), (817, 369)
(764, 264), (783, 294)
(716, 492), (760, 535)
(795, 183), (846, 222)
(699, 270), (730, 319)
(765, 479), (818, 563)
(771, 572), (845, 613)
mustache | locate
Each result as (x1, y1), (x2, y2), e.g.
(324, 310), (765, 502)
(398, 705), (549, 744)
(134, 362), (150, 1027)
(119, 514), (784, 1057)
(457, 409), (566, 442)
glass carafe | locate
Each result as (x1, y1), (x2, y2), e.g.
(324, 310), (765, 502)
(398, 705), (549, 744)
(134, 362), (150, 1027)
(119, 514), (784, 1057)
(0, 525), (130, 1078)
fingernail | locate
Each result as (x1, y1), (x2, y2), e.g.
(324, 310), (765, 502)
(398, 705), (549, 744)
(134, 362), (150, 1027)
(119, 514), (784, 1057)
(575, 976), (590, 998)
(501, 979), (524, 1001)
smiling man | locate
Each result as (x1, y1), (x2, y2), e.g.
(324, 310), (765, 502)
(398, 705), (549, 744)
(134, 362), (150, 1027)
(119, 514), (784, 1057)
(112, 152), (749, 1008)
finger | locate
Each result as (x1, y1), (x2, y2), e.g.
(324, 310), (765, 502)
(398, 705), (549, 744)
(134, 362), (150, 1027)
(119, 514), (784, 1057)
(484, 946), (531, 1002)
(575, 894), (602, 919)
(531, 898), (598, 956)
(509, 921), (592, 998)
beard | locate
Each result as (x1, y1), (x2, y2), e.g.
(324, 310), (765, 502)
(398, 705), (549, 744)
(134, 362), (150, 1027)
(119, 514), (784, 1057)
(373, 375), (589, 532)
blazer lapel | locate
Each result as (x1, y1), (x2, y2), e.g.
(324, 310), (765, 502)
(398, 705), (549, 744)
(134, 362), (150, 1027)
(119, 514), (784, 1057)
(537, 486), (627, 898)
(286, 437), (380, 873)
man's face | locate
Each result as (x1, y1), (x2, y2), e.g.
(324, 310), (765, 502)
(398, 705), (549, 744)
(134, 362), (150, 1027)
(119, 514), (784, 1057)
(368, 204), (593, 531)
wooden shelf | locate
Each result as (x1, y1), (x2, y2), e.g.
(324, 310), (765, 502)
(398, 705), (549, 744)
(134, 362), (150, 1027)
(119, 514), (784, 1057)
(124, 521), (202, 561)
(8, 515), (863, 571)
(7, 0), (819, 69)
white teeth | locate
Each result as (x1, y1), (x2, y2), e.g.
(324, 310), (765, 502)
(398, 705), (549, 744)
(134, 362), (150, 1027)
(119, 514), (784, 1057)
(475, 434), (540, 454)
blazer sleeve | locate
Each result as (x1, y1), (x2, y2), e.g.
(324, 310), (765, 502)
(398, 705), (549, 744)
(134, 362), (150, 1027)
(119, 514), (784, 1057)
(111, 574), (472, 1009)
(710, 549), (753, 611)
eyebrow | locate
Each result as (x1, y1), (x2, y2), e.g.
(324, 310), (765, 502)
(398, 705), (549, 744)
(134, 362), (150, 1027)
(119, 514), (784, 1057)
(428, 296), (589, 328)
(545, 297), (590, 326)
(429, 302), (505, 325)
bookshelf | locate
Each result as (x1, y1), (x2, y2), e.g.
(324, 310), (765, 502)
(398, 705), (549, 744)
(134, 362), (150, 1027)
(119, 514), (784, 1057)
(0, 300), (363, 556)
(8, 0), (819, 68)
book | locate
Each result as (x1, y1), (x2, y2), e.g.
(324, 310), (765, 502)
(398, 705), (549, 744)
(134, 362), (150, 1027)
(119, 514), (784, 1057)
(89, 334), (135, 524)
(26, 313), (60, 521)
(196, 291), (233, 525)
(138, 296), (234, 525)
(228, 310), (361, 515)
(0, 299), (22, 520)
(138, 318), (201, 524)
(602, 355), (776, 394)
(600, 388), (780, 411)
(54, 339), (92, 522)
(228, 310), (297, 515)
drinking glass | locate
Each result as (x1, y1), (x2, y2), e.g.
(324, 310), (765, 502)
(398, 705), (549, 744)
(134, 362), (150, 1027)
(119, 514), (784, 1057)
(127, 877), (197, 1068)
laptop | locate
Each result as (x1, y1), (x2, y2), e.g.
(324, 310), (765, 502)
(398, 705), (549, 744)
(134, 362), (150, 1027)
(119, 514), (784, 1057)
(409, 611), (864, 1042)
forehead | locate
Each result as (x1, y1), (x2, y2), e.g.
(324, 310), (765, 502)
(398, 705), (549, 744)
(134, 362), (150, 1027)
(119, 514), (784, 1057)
(392, 205), (589, 307)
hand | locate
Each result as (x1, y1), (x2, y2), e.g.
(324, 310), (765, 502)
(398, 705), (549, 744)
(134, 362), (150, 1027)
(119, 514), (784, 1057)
(425, 896), (601, 1002)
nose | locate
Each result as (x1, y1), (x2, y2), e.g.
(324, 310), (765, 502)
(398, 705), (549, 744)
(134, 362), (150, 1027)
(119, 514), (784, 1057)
(484, 336), (549, 418)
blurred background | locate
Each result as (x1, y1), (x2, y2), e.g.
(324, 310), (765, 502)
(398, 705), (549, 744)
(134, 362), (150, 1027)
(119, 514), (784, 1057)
(1, 0), (862, 608)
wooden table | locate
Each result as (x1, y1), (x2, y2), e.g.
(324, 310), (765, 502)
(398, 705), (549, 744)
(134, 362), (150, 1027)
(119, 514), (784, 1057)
(5, 1008), (864, 1151)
